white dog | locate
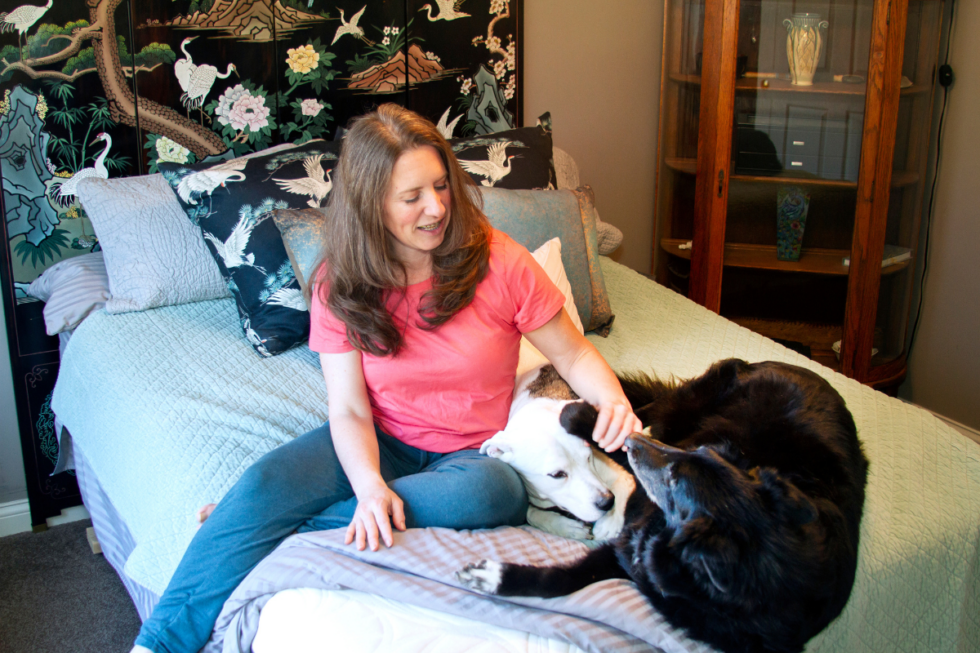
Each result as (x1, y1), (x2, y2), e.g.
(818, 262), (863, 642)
(481, 363), (635, 541)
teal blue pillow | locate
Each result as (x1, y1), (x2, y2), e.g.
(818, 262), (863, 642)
(274, 186), (615, 335)
(481, 186), (614, 335)
(272, 208), (325, 306)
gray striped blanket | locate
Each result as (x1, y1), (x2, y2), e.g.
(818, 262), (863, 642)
(206, 526), (712, 653)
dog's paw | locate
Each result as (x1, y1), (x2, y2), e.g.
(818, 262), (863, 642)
(556, 519), (594, 541)
(456, 560), (503, 594)
(527, 506), (593, 541)
(592, 510), (625, 541)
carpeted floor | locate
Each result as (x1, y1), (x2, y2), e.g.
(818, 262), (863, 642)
(0, 519), (141, 653)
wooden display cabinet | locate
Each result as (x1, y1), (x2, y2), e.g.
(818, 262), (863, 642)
(653, 0), (944, 391)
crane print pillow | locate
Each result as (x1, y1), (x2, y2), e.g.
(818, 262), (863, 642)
(451, 112), (556, 190)
(158, 140), (340, 357)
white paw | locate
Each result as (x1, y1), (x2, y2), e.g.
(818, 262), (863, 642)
(456, 559), (503, 594)
(555, 519), (594, 541)
(592, 510), (625, 541)
(527, 507), (593, 541)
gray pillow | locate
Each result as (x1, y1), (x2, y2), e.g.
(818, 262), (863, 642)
(77, 174), (230, 313)
(480, 186), (614, 335)
(274, 189), (615, 335)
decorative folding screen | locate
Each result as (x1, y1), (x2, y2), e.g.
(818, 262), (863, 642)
(0, 0), (523, 526)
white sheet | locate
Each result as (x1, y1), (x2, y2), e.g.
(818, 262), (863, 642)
(253, 588), (586, 653)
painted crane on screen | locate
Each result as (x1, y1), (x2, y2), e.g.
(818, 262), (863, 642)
(0, 0), (53, 58)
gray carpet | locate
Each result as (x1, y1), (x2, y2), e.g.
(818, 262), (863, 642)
(0, 519), (141, 653)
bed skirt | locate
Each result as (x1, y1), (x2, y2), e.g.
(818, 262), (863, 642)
(74, 437), (160, 621)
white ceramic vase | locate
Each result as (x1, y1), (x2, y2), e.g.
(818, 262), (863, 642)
(784, 13), (829, 86)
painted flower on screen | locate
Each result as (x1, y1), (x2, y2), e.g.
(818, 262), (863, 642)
(287, 45), (320, 74)
(229, 94), (270, 132)
(215, 85), (250, 127)
(155, 136), (191, 164)
(300, 99), (323, 117)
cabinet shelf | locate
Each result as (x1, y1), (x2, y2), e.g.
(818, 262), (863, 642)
(661, 239), (911, 276)
(726, 316), (842, 369)
(669, 73), (929, 97)
(664, 158), (920, 188)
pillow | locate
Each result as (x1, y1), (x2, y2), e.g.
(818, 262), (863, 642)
(75, 143), (298, 315)
(76, 174), (230, 314)
(452, 113), (556, 190)
(26, 252), (111, 335)
(275, 186), (614, 333)
(530, 237), (584, 335)
(480, 186), (614, 335)
(518, 237), (585, 376)
(274, 190), (611, 336)
(158, 140), (341, 357)
(554, 145), (623, 255)
(271, 207), (325, 305)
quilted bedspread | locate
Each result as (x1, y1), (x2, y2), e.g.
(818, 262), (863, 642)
(52, 258), (980, 652)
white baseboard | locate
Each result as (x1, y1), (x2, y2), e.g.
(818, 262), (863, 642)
(0, 499), (31, 537)
(0, 500), (91, 538)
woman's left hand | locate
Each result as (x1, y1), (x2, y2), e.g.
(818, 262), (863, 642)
(592, 399), (644, 452)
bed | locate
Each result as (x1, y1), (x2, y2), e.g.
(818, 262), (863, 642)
(43, 135), (980, 653)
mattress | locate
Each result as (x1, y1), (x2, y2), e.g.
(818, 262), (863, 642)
(52, 257), (980, 652)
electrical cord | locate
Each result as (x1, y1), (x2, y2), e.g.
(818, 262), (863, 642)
(907, 0), (955, 356)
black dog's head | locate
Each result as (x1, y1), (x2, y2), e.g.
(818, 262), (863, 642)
(626, 434), (822, 608)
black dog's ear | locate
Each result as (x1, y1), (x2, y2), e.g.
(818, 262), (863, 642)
(677, 519), (737, 596)
(756, 468), (818, 526)
(559, 401), (599, 442)
(698, 553), (733, 594)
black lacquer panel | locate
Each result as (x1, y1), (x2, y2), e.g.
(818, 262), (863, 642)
(0, 0), (521, 525)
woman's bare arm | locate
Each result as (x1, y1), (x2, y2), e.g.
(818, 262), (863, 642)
(524, 310), (642, 452)
(321, 350), (406, 550)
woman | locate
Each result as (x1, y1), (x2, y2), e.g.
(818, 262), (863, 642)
(132, 104), (641, 653)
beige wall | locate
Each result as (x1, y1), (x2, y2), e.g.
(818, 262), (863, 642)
(899, 1), (980, 431)
(524, 0), (663, 274)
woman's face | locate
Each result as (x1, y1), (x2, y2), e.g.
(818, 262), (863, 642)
(383, 145), (451, 271)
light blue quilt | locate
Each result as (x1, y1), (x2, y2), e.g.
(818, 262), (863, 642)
(52, 258), (980, 653)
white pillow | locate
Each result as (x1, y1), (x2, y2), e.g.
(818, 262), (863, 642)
(27, 252), (111, 335)
(517, 237), (583, 376)
(77, 174), (230, 314)
(531, 237), (584, 334)
(76, 143), (299, 314)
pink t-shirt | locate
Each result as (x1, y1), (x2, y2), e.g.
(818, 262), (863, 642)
(309, 230), (566, 453)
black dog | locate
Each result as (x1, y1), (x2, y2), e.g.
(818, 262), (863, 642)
(458, 359), (868, 653)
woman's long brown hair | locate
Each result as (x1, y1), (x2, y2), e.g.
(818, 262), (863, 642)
(311, 104), (492, 356)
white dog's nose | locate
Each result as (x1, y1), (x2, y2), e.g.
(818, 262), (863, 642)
(596, 492), (614, 512)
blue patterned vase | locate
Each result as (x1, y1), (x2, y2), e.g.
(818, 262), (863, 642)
(776, 186), (810, 261)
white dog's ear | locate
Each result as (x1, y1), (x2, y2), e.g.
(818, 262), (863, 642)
(481, 434), (514, 461)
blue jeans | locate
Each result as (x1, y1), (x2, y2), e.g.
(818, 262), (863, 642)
(134, 423), (527, 653)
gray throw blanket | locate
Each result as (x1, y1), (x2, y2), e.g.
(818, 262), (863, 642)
(206, 526), (711, 653)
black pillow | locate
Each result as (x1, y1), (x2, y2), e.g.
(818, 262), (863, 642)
(451, 113), (556, 190)
(158, 140), (340, 357)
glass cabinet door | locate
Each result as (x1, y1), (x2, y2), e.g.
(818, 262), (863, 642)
(654, 0), (943, 385)
(654, 0), (705, 295)
(721, 0), (876, 371)
(872, 0), (944, 384)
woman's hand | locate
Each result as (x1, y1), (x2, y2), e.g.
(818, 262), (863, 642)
(524, 310), (644, 453)
(592, 398), (644, 453)
(346, 481), (407, 551)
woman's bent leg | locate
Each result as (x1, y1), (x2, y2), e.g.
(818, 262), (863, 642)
(135, 423), (352, 653)
(390, 450), (528, 529)
(302, 438), (527, 533)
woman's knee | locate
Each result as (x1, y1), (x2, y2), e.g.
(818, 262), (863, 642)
(461, 457), (528, 527)
(230, 423), (338, 502)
